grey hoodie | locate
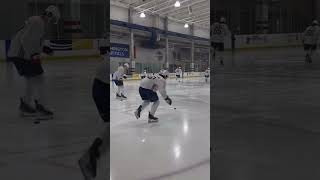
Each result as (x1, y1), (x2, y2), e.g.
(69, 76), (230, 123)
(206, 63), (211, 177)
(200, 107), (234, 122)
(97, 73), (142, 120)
(8, 16), (45, 60)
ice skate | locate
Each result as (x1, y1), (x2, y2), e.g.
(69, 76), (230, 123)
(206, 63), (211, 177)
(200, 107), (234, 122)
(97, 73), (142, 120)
(148, 112), (158, 123)
(78, 138), (102, 180)
(35, 100), (53, 120)
(134, 106), (142, 119)
(121, 94), (127, 99)
(19, 97), (37, 118)
(78, 150), (96, 180)
(116, 93), (121, 99)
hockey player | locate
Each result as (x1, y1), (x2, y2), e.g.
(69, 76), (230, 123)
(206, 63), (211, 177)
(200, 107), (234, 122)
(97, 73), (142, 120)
(141, 69), (147, 79)
(79, 43), (109, 180)
(204, 67), (210, 83)
(134, 70), (172, 123)
(211, 17), (230, 66)
(302, 20), (320, 63)
(175, 67), (182, 82)
(112, 63), (129, 99)
(7, 5), (60, 119)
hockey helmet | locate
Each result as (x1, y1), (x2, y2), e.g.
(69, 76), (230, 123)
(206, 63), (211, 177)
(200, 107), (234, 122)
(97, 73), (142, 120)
(123, 63), (129, 68)
(312, 20), (319, 25)
(220, 17), (226, 23)
(45, 5), (60, 24)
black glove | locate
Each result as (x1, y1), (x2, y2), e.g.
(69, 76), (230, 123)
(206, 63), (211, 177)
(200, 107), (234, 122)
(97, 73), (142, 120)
(165, 96), (172, 105)
(43, 46), (54, 55)
(123, 75), (127, 79)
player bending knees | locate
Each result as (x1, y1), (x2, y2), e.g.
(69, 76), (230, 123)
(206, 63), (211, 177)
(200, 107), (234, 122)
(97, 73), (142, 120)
(134, 70), (172, 123)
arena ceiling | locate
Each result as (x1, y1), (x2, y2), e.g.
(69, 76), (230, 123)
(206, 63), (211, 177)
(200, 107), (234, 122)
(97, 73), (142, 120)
(111, 0), (210, 28)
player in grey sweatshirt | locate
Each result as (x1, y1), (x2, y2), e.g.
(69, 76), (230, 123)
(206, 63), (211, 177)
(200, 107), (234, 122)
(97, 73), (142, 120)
(8, 5), (60, 119)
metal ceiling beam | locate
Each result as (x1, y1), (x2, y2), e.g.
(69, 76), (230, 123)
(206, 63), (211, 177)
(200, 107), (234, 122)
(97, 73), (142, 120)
(133, 0), (161, 9)
(158, 0), (208, 15)
(135, 0), (173, 13)
(153, 0), (192, 14)
(172, 7), (210, 19)
(180, 11), (210, 21)
(168, 3), (209, 16)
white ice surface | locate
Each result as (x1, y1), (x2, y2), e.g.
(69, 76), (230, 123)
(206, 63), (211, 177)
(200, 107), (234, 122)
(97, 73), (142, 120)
(110, 78), (210, 180)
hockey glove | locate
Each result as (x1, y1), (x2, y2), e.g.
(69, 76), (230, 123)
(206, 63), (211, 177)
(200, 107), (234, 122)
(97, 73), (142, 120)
(165, 96), (172, 105)
(42, 46), (54, 55)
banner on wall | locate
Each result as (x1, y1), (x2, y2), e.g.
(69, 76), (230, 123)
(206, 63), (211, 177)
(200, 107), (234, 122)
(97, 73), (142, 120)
(50, 40), (72, 50)
(111, 43), (130, 58)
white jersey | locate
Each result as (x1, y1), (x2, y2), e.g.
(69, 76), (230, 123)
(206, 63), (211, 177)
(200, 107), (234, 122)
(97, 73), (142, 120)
(8, 16), (46, 60)
(175, 68), (182, 75)
(303, 25), (320, 45)
(211, 22), (230, 43)
(95, 60), (108, 84)
(112, 66), (126, 80)
(204, 69), (210, 76)
(140, 75), (167, 98)
(141, 71), (147, 77)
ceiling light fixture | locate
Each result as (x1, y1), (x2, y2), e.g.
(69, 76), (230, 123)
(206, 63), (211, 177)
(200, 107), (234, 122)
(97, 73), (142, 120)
(174, 1), (181, 7)
(184, 23), (189, 28)
(140, 12), (146, 18)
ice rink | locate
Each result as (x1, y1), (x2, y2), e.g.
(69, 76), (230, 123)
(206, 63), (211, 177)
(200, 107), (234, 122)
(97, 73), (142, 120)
(110, 77), (210, 180)
(213, 47), (320, 180)
(0, 59), (107, 180)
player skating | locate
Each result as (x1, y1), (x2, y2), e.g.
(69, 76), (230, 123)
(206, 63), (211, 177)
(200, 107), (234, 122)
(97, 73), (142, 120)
(302, 20), (320, 63)
(112, 63), (129, 99)
(204, 68), (210, 83)
(7, 5), (60, 120)
(175, 67), (182, 82)
(141, 69), (147, 79)
(79, 45), (109, 180)
(134, 70), (172, 123)
(211, 17), (230, 66)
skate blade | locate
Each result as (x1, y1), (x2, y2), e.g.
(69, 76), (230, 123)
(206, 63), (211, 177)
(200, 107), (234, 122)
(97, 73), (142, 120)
(36, 115), (53, 121)
(20, 112), (37, 119)
(148, 119), (159, 123)
(134, 112), (140, 119)
(78, 159), (93, 180)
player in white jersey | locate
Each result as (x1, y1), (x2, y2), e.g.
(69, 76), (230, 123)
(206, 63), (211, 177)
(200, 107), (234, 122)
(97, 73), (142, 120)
(141, 69), (147, 79)
(302, 20), (320, 63)
(79, 44), (109, 180)
(7, 5), (60, 119)
(211, 17), (230, 65)
(134, 70), (172, 123)
(175, 67), (182, 82)
(204, 68), (210, 83)
(112, 63), (129, 99)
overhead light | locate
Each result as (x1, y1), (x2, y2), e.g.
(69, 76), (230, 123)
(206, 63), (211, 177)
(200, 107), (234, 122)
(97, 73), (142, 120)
(184, 23), (189, 28)
(174, 1), (181, 7)
(140, 12), (146, 18)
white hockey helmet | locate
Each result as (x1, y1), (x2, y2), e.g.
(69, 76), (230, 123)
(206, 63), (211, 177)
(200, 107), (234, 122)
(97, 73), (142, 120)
(123, 63), (129, 68)
(312, 20), (319, 25)
(208, 67), (210, 70)
(179, 66), (181, 69)
(220, 17), (226, 23)
(45, 5), (60, 24)
(159, 70), (169, 79)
